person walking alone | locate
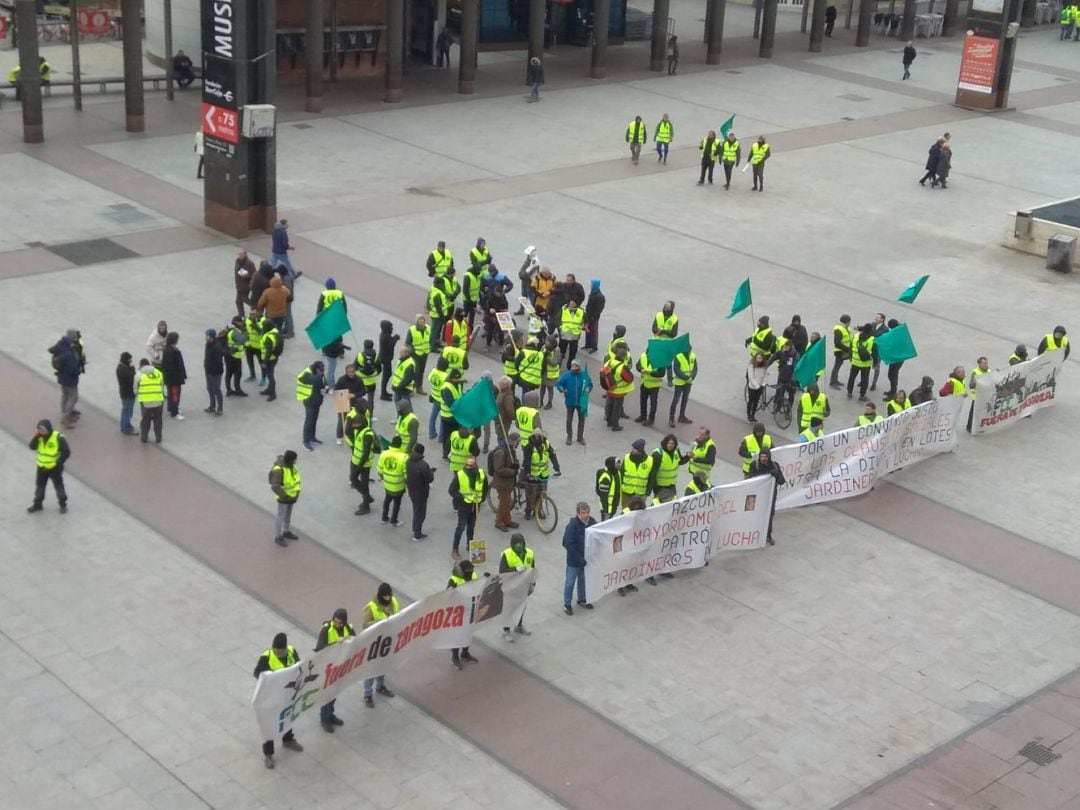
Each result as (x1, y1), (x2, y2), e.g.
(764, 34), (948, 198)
(666, 35), (679, 74)
(902, 41), (916, 80)
(270, 450), (301, 547)
(203, 329), (226, 416)
(527, 57), (544, 102)
(626, 115), (647, 164)
(27, 418), (70, 514)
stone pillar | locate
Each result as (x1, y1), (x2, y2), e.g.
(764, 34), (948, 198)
(385, 0), (403, 101)
(800, 0), (810, 33)
(942, 0), (959, 35)
(527, 0), (544, 81)
(14, 0), (43, 143)
(855, 0), (873, 45)
(900, 0), (916, 39)
(591, 0), (610, 78)
(120, 0), (143, 132)
(706, 0), (726, 63)
(458, 0), (478, 92)
(163, 0), (173, 101)
(70, 0), (83, 110)
(809, 0), (826, 51)
(305, 0), (323, 112)
(1019, 0), (1035, 26)
(759, 0), (777, 56)
(650, 0), (670, 70)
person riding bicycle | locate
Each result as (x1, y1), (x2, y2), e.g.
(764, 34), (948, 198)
(769, 339), (798, 411)
(521, 430), (560, 519)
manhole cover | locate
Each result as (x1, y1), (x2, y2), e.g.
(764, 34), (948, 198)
(45, 238), (139, 266)
(838, 93), (871, 102)
(1018, 742), (1060, 766)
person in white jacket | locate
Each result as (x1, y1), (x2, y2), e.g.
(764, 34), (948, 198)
(194, 130), (204, 179)
(146, 321), (169, 368)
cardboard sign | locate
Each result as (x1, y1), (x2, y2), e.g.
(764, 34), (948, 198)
(496, 312), (515, 333)
(517, 296), (535, 316)
(332, 389), (352, 414)
(469, 537), (487, 565)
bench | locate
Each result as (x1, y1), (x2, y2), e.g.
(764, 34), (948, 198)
(1, 74), (194, 105)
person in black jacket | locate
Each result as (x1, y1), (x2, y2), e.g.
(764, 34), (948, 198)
(203, 329), (227, 415)
(161, 332), (187, 419)
(908, 375), (935, 405)
(562, 502), (595, 614)
(314, 610), (354, 731)
(747, 447), (785, 545)
(781, 315), (809, 357)
(583, 280), (606, 353)
(919, 138), (943, 186)
(253, 632), (304, 768)
(248, 261), (274, 308)
(406, 443), (435, 541)
(333, 364), (367, 444)
(377, 320), (400, 401)
(117, 352), (137, 435)
(28, 418), (71, 514)
(902, 41), (916, 80)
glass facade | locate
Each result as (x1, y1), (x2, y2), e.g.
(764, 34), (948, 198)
(469, 0), (626, 44)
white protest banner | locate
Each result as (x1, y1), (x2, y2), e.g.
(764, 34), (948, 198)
(583, 477), (774, 601)
(251, 569), (535, 742)
(770, 397), (963, 510)
(972, 353), (1064, 435)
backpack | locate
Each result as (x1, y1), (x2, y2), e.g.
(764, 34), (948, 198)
(487, 449), (497, 476)
(268, 463), (280, 486)
(599, 365), (615, 391)
(858, 340), (872, 362)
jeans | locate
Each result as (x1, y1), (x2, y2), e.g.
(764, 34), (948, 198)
(563, 565), (585, 605)
(530, 81), (540, 99)
(393, 389), (412, 407)
(410, 494), (427, 536)
(275, 501), (294, 538)
(670, 384), (690, 420)
(270, 252), (297, 280)
(264, 360), (278, 398)
(428, 401), (440, 438)
(33, 466), (67, 506)
(363, 675), (385, 697)
(167, 384), (183, 416)
(120, 397), (135, 432)
(453, 507), (477, 551)
(324, 355), (338, 387)
(206, 373), (223, 411)
(656, 142), (669, 161)
(303, 398), (322, 443)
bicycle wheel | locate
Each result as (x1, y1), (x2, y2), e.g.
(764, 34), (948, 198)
(535, 493), (558, 534)
(773, 394), (792, 430)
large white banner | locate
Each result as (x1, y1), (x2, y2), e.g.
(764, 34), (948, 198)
(583, 477), (775, 601)
(972, 353), (1064, 435)
(771, 397), (964, 510)
(252, 570), (535, 742)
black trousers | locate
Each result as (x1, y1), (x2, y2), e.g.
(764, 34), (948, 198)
(245, 346), (260, 378)
(225, 356), (243, 392)
(699, 160), (715, 183)
(350, 464), (373, 506)
(722, 161), (735, 186)
(262, 729), (295, 756)
(453, 507), (477, 551)
(382, 491), (403, 521)
(140, 405), (163, 442)
(829, 354), (847, 386)
(752, 163), (765, 189)
(411, 493), (428, 536)
(34, 466), (67, 506)
(884, 361), (904, 398)
(559, 338), (579, 368)
(380, 361), (393, 397)
(848, 365), (870, 397)
(639, 386), (658, 422)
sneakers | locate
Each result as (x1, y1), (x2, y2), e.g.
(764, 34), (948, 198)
(391, 520), (401, 527)
(364, 695), (375, 708)
(264, 754), (275, 769)
(564, 605), (573, 615)
(411, 534), (427, 542)
(355, 506), (370, 516)
(283, 531), (299, 540)
(282, 738), (303, 751)
(27, 504), (43, 513)
(59, 504), (68, 514)
(304, 442), (314, 451)
(503, 628), (515, 642)
(376, 686), (395, 697)
(275, 536), (287, 547)
(336, 439), (343, 446)
(451, 549), (461, 561)
(576, 600), (594, 609)
(461, 651), (479, 663)
(495, 523), (509, 532)
(577, 437), (587, 446)
(204, 407), (216, 414)
(678, 416), (693, 424)
(173, 413), (185, 420)
(451, 655), (463, 670)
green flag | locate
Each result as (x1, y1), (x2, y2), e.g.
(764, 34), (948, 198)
(897, 274), (930, 304)
(646, 333), (691, 370)
(720, 115), (735, 139)
(875, 323), (918, 364)
(725, 278), (752, 320)
(794, 336), (826, 389)
(305, 299), (351, 350)
(451, 380), (499, 429)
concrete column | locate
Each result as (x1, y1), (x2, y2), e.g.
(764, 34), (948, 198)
(163, 0), (173, 101)
(14, 0), (43, 143)
(809, 0), (826, 51)
(385, 0), (403, 101)
(759, 0), (777, 56)
(120, 0), (143, 132)
(591, 0), (610, 78)
(845, 0), (853, 28)
(650, 0), (670, 70)
(706, 0), (726, 63)
(800, 0), (810, 33)
(942, 0), (959, 35)
(458, 0), (478, 92)
(305, 0), (323, 112)
(855, 0), (873, 45)
(69, 0), (83, 110)
(527, 0), (544, 81)
(1019, 0), (1035, 26)
(900, 0), (916, 39)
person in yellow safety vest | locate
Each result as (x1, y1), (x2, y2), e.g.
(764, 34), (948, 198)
(501, 342), (520, 386)
(405, 315), (432, 395)
(1072, 4), (1080, 40)
(254, 632), (304, 768)
(27, 418), (70, 514)
(938, 366), (967, 398)
(967, 357), (991, 433)
(750, 134), (771, 192)
(886, 390), (911, 416)
(604, 344), (635, 431)
(445, 308), (469, 349)
(738, 422), (773, 478)
(1038, 325), (1070, 359)
(426, 240), (454, 279)
(847, 323), (876, 402)
(522, 430), (560, 519)
(652, 300), (679, 386)
(448, 425), (480, 473)
(652, 434), (688, 504)
(654, 113), (674, 164)
(8, 58), (50, 100)
(438, 367), (465, 455)
(829, 314), (853, 389)
(540, 335), (562, 410)
(244, 311), (263, 382)
(558, 298), (585, 368)
(136, 358), (167, 443)
(426, 280), (451, 349)
(746, 315), (777, 358)
(670, 346), (697, 428)
(315, 608), (355, 730)
(439, 268), (461, 306)
(345, 412), (377, 515)
(687, 426), (716, 478)
(721, 131), (741, 190)
(361, 583), (400, 707)
(447, 559), (483, 666)
(269, 449), (301, 547)
(391, 346), (417, 404)
(1062, 5), (1073, 38)
(517, 338), (544, 394)
(594, 456), (621, 520)
(620, 439), (654, 507)
(635, 349), (665, 426)
(449, 456), (488, 560)
(316, 278), (345, 314)
(605, 325), (630, 367)
(356, 339), (381, 401)
(698, 129), (719, 185)
(799, 416), (824, 443)
(259, 317), (283, 401)
(426, 356), (450, 441)
(465, 241), (489, 328)
(225, 316), (248, 396)
(441, 332), (470, 377)
(626, 115), (648, 164)
(377, 436), (409, 525)
(684, 470), (711, 496)
(855, 402), (884, 427)
(515, 389), (542, 446)
(499, 533), (535, 641)
(297, 360), (328, 451)
(797, 382), (831, 431)
(394, 399), (419, 454)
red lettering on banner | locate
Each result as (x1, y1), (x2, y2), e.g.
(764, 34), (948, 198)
(803, 472), (874, 500)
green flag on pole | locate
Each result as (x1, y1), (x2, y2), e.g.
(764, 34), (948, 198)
(451, 381), (499, 429)
(720, 115), (735, 139)
(875, 323), (918, 364)
(897, 274), (930, 304)
(304, 299), (351, 350)
(794, 336), (827, 389)
(725, 278), (752, 320)
(646, 333), (691, 370)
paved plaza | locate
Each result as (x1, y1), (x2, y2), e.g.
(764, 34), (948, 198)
(2, 16), (1080, 810)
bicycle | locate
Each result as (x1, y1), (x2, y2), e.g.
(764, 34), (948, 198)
(770, 382), (795, 430)
(487, 477), (559, 534)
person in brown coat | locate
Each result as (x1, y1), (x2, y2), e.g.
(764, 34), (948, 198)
(258, 276), (290, 330)
(234, 249), (256, 319)
(495, 375), (517, 447)
(489, 432), (520, 531)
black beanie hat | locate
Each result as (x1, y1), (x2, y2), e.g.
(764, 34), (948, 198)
(272, 632), (288, 649)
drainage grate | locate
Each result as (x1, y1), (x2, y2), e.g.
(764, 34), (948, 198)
(838, 93), (871, 102)
(1018, 742), (1060, 766)
(293, 123), (314, 129)
(44, 238), (139, 266)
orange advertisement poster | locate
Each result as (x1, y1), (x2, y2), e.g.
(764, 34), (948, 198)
(957, 34), (999, 94)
